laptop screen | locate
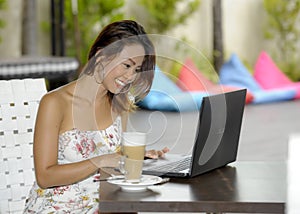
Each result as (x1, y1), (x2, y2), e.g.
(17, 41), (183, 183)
(190, 89), (246, 177)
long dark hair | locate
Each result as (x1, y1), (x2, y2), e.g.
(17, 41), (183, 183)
(85, 20), (155, 113)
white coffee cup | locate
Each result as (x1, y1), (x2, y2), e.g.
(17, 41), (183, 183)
(119, 132), (146, 182)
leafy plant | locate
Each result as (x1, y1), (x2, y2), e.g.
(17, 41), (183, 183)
(64, 0), (125, 65)
(263, 0), (300, 81)
(137, 0), (201, 34)
(0, 0), (7, 43)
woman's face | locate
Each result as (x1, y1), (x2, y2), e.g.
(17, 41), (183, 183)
(100, 44), (145, 94)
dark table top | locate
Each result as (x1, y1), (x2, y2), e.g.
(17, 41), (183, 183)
(99, 161), (286, 213)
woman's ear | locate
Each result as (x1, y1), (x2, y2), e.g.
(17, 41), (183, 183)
(95, 49), (105, 63)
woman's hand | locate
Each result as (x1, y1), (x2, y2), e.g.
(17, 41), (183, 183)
(145, 147), (169, 159)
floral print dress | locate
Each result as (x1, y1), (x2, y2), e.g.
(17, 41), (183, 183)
(24, 117), (122, 214)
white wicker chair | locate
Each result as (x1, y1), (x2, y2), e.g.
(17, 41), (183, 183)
(0, 79), (47, 214)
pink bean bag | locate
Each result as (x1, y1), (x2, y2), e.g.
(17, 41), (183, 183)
(254, 51), (300, 99)
(176, 58), (254, 104)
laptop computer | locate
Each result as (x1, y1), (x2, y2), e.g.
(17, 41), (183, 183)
(142, 89), (246, 178)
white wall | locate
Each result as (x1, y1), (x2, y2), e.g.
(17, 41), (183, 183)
(172, 0), (213, 57)
(223, 0), (265, 65)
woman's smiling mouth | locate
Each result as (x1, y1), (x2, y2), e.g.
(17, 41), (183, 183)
(115, 79), (126, 88)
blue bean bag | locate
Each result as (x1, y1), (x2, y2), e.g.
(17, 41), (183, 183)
(219, 54), (296, 104)
(138, 67), (207, 111)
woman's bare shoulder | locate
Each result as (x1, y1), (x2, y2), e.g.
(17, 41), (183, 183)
(45, 81), (75, 100)
(39, 82), (75, 112)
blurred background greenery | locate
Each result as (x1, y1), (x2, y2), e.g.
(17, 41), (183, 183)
(0, 0), (6, 43)
(263, 0), (300, 81)
(63, 0), (201, 69)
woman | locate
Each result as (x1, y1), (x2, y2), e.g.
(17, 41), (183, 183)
(24, 20), (168, 213)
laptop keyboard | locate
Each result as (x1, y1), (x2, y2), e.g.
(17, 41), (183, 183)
(145, 156), (192, 172)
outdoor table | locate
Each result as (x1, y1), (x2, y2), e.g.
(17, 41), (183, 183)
(99, 161), (286, 213)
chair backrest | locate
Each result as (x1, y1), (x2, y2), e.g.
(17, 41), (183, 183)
(0, 78), (47, 214)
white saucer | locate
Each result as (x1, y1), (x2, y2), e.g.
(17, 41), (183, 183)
(107, 175), (162, 192)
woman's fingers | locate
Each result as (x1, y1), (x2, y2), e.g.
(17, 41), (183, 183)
(162, 147), (170, 154)
(145, 147), (169, 159)
(145, 150), (157, 159)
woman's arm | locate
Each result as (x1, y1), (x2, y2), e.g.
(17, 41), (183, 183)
(33, 93), (120, 189)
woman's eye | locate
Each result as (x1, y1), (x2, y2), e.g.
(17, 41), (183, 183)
(135, 68), (142, 73)
(123, 63), (131, 69)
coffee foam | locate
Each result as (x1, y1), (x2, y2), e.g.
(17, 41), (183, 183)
(122, 132), (146, 146)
